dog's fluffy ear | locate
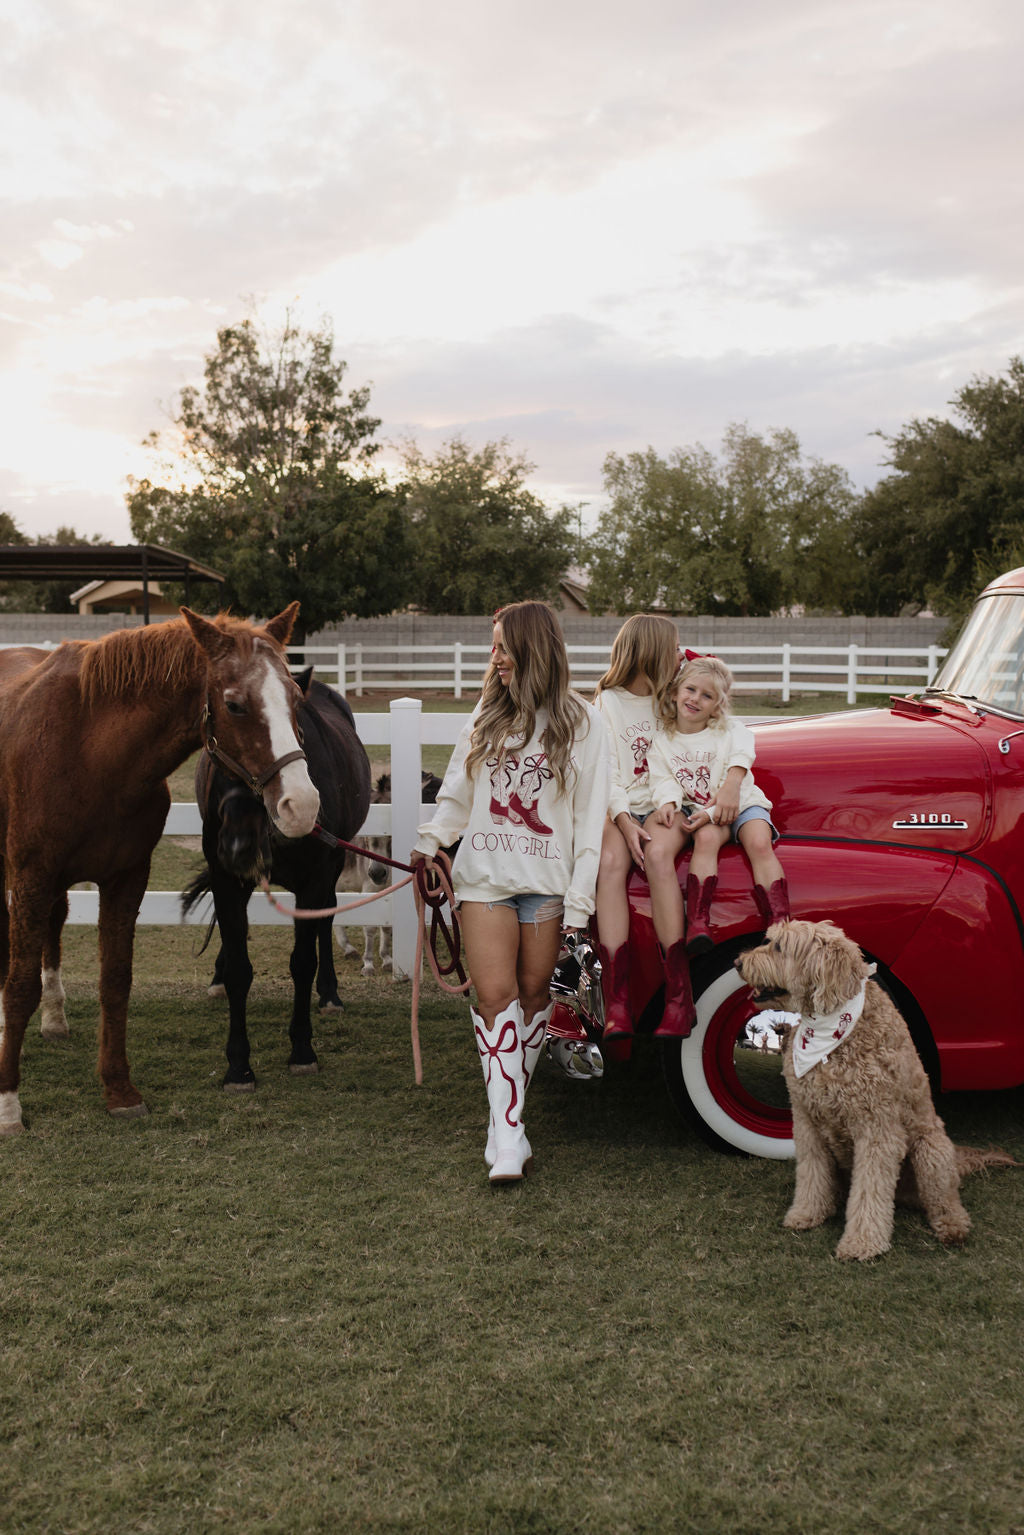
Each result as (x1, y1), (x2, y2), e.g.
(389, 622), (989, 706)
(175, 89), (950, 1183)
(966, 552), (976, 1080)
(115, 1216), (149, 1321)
(808, 922), (870, 1014)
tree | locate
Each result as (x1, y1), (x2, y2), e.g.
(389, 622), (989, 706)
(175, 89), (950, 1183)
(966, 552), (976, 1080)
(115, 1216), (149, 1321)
(126, 314), (412, 639)
(400, 436), (577, 614)
(585, 424), (857, 615)
(848, 357), (1024, 617)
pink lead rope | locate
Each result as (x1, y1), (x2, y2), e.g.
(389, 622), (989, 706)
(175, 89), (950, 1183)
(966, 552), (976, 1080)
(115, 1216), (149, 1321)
(258, 847), (470, 1086)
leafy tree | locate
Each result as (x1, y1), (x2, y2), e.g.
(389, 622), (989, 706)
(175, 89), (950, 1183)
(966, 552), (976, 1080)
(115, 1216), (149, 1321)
(585, 424), (857, 615)
(127, 314), (411, 640)
(400, 436), (577, 614)
(849, 357), (1024, 617)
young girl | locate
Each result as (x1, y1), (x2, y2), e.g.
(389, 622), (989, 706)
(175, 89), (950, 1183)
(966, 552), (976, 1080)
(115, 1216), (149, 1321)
(410, 601), (611, 1185)
(592, 614), (683, 1039)
(647, 654), (791, 980)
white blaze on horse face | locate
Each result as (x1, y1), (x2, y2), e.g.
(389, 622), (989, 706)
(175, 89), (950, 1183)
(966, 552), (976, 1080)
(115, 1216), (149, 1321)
(255, 649), (320, 837)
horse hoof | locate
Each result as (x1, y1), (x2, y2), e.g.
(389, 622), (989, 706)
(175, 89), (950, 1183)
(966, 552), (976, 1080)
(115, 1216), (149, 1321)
(40, 1019), (70, 1040)
(289, 1062), (319, 1076)
(0, 1119), (24, 1137)
(223, 1079), (256, 1094)
(208, 984), (227, 999)
(109, 1102), (150, 1119)
(318, 999), (343, 1013)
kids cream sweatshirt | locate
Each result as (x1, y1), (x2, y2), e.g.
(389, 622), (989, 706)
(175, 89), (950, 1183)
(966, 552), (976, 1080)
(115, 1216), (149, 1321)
(593, 686), (662, 820)
(647, 716), (770, 817)
(413, 701), (612, 928)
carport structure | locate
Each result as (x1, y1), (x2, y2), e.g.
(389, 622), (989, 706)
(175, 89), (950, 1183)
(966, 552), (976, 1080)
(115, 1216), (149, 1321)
(0, 543), (224, 623)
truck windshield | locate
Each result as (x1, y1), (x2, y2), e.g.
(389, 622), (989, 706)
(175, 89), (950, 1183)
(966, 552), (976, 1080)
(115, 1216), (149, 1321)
(930, 593), (1024, 716)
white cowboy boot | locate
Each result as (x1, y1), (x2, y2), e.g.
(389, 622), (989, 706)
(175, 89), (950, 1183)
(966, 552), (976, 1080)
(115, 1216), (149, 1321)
(484, 1001), (552, 1168)
(473, 1001), (532, 1183)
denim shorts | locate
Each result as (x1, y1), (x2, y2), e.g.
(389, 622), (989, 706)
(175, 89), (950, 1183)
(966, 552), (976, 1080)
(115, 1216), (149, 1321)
(488, 891), (565, 925)
(730, 805), (780, 843)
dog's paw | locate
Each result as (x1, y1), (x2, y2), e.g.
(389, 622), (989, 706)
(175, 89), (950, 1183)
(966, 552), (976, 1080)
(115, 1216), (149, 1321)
(932, 1211), (971, 1245)
(783, 1206), (831, 1231)
(835, 1234), (890, 1262)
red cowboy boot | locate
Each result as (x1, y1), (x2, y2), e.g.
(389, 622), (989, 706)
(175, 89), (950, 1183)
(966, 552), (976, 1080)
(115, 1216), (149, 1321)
(597, 942), (633, 1039)
(685, 872), (718, 957)
(753, 878), (792, 926)
(507, 791), (553, 836)
(655, 940), (695, 1038)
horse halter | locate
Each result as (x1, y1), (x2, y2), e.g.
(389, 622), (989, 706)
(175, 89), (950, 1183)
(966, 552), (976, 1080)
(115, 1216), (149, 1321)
(200, 701), (307, 800)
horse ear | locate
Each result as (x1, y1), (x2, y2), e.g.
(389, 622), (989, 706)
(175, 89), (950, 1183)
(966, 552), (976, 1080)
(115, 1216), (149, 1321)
(262, 603), (301, 647)
(294, 665), (314, 695)
(180, 607), (233, 660)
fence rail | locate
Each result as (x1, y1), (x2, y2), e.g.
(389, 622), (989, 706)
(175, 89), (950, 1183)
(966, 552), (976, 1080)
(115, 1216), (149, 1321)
(66, 700), (450, 979)
(288, 641), (947, 704)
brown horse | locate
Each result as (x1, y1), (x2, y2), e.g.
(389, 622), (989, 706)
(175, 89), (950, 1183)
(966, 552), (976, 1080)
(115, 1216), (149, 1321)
(0, 605), (320, 1134)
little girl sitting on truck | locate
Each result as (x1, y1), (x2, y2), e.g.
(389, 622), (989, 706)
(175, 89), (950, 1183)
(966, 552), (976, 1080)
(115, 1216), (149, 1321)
(647, 652), (790, 968)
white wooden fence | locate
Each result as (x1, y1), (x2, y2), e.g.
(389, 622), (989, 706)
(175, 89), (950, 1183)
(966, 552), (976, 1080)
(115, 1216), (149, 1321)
(292, 640), (947, 704)
(65, 699), (457, 980)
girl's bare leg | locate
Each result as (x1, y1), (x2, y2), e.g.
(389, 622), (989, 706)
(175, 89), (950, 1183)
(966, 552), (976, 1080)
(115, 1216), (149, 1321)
(689, 823), (729, 880)
(643, 816), (690, 949)
(737, 822), (785, 887)
(595, 820), (634, 949)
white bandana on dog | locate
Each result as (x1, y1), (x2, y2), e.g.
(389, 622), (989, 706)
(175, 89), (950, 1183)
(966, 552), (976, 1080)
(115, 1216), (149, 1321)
(791, 965), (876, 1078)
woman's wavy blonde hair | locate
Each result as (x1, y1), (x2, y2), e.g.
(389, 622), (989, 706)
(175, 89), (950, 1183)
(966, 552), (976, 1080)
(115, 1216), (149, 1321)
(465, 601), (587, 791)
(594, 614), (681, 701)
(656, 654), (733, 731)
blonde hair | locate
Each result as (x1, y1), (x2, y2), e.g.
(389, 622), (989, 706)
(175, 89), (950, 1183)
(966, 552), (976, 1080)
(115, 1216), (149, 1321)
(594, 614), (680, 701)
(465, 601), (587, 791)
(656, 654), (733, 731)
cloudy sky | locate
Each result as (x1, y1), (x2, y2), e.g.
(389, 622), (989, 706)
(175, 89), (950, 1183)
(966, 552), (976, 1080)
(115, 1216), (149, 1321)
(2, 0), (1023, 542)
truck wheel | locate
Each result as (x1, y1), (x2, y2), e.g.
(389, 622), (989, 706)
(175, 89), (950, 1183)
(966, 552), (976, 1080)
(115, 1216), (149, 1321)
(661, 944), (795, 1159)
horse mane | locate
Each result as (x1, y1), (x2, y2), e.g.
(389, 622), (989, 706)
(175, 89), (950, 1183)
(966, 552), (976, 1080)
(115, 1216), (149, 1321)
(77, 613), (259, 708)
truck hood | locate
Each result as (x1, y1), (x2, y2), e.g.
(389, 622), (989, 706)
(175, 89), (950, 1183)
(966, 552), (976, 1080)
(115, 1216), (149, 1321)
(750, 701), (991, 852)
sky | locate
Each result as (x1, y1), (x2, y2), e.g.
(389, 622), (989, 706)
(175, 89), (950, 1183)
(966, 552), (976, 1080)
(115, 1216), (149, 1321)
(2, 0), (1023, 543)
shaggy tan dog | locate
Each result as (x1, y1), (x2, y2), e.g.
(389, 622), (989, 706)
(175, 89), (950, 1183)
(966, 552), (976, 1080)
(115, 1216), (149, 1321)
(738, 919), (1014, 1261)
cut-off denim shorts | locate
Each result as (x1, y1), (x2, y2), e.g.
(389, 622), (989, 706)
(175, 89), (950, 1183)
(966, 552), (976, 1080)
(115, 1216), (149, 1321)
(730, 805), (780, 843)
(487, 891), (565, 928)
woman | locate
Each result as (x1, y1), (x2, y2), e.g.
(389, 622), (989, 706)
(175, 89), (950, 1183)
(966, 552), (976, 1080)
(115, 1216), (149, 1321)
(410, 601), (611, 1184)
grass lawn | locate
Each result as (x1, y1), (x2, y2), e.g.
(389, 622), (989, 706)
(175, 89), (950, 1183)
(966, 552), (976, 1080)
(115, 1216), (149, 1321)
(2, 925), (1024, 1534)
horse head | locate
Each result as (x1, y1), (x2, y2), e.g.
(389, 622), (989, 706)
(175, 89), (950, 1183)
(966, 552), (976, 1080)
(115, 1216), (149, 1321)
(182, 604), (320, 840)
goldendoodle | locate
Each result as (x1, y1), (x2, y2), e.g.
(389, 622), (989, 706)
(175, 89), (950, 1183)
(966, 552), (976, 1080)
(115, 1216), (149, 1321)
(737, 918), (1014, 1261)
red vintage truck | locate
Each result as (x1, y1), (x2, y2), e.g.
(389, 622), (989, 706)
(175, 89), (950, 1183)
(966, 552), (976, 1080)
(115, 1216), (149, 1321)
(555, 567), (1024, 1157)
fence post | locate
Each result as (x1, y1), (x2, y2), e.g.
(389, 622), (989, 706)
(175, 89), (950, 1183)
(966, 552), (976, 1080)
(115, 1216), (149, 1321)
(454, 641), (463, 701)
(782, 643), (791, 704)
(847, 644), (858, 704)
(355, 643), (364, 697)
(389, 697), (423, 979)
(336, 642), (346, 692)
(927, 644), (941, 685)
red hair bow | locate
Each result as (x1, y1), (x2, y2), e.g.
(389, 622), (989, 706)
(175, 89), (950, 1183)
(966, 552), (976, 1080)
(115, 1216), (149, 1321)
(684, 647), (717, 662)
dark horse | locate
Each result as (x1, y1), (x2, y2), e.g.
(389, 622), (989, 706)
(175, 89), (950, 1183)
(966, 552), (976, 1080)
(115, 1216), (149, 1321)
(182, 679), (371, 1090)
(0, 605), (318, 1133)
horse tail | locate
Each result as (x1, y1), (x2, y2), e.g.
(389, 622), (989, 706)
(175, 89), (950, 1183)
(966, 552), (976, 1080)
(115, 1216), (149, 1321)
(181, 867), (218, 956)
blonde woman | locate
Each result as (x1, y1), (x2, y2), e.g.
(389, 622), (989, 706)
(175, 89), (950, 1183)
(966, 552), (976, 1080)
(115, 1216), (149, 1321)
(410, 602), (611, 1185)
(591, 614), (682, 1038)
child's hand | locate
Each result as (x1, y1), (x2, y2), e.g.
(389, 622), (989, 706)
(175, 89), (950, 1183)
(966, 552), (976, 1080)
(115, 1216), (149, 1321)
(683, 808), (712, 832)
(714, 789), (740, 825)
(616, 812), (651, 868)
(653, 802), (677, 828)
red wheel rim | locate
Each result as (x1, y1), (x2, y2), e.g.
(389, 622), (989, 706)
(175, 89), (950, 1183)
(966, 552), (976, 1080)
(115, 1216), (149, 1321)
(700, 981), (792, 1140)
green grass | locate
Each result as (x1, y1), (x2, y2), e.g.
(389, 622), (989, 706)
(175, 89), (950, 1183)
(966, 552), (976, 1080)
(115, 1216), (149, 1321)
(4, 925), (1024, 1534)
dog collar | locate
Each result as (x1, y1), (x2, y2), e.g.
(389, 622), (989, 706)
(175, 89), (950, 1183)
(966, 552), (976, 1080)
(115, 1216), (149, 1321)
(792, 967), (875, 1078)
